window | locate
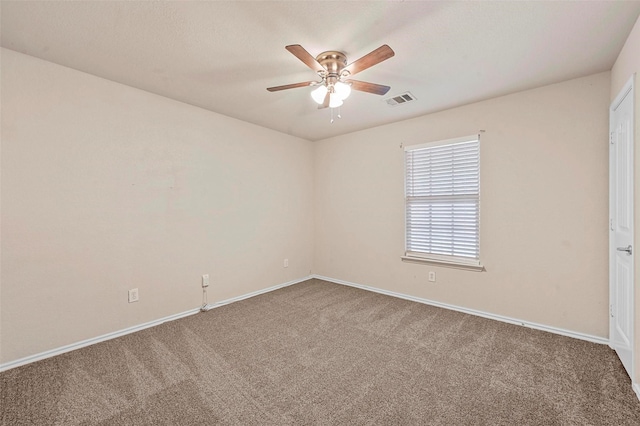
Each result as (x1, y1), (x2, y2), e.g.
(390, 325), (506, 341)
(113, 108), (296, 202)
(404, 135), (481, 269)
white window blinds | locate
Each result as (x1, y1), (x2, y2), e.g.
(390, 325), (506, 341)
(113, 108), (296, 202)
(404, 135), (480, 264)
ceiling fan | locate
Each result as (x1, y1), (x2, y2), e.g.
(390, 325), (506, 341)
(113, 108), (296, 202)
(267, 44), (395, 112)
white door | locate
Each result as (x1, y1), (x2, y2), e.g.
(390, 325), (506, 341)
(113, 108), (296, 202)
(610, 77), (634, 379)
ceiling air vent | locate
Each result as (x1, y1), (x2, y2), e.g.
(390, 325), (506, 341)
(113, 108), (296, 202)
(385, 92), (417, 107)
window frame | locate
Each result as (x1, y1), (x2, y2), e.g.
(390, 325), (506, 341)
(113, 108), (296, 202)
(402, 134), (483, 271)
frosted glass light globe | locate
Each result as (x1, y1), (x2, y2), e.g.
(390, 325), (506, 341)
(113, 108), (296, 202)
(334, 81), (351, 100)
(329, 93), (344, 108)
(311, 85), (328, 104)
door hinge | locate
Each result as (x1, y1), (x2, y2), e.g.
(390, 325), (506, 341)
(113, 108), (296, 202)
(610, 131), (615, 144)
(610, 218), (614, 231)
(610, 304), (614, 318)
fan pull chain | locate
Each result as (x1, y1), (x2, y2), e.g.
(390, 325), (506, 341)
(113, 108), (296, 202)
(329, 106), (343, 124)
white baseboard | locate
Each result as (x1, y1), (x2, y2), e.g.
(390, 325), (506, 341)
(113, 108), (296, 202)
(311, 274), (609, 346)
(2, 274), (610, 372)
(633, 383), (640, 402)
(0, 275), (312, 372)
(204, 275), (311, 310)
(0, 308), (200, 372)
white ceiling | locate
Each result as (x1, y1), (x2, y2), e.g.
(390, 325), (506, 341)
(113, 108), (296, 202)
(2, 1), (640, 141)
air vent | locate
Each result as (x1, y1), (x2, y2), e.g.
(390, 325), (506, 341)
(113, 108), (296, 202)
(385, 92), (417, 107)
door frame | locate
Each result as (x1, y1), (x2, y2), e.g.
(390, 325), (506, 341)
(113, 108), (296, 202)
(609, 75), (635, 383)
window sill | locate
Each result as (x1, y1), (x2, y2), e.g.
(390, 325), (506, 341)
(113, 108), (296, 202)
(401, 256), (485, 272)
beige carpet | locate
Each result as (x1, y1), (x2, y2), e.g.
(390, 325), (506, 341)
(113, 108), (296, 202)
(2, 278), (640, 425)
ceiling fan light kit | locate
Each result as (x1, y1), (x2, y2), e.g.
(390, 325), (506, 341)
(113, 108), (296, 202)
(267, 44), (395, 122)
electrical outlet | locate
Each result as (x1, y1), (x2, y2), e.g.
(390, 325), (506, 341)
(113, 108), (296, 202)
(284, 258), (289, 268)
(428, 272), (436, 282)
(128, 288), (139, 303)
(202, 274), (210, 288)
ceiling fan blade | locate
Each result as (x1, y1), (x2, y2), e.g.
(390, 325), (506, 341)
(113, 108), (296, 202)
(267, 81), (316, 92)
(343, 45), (395, 76)
(285, 44), (325, 73)
(318, 91), (330, 109)
(345, 79), (391, 96)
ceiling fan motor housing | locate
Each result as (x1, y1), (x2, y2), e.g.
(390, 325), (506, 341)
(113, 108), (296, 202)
(316, 51), (349, 84)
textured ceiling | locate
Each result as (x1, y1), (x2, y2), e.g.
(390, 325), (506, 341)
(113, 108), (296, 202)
(2, 1), (640, 141)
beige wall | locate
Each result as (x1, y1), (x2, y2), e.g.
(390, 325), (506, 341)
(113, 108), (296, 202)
(314, 72), (611, 338)
(0, 44), (621, 366)
(611, 15), (640, 387)
(611, 15), (640, 101)
(0, 48), (314, 364)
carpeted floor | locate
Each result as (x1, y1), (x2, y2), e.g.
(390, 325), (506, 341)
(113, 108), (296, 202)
(2, 278), (640, 425)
